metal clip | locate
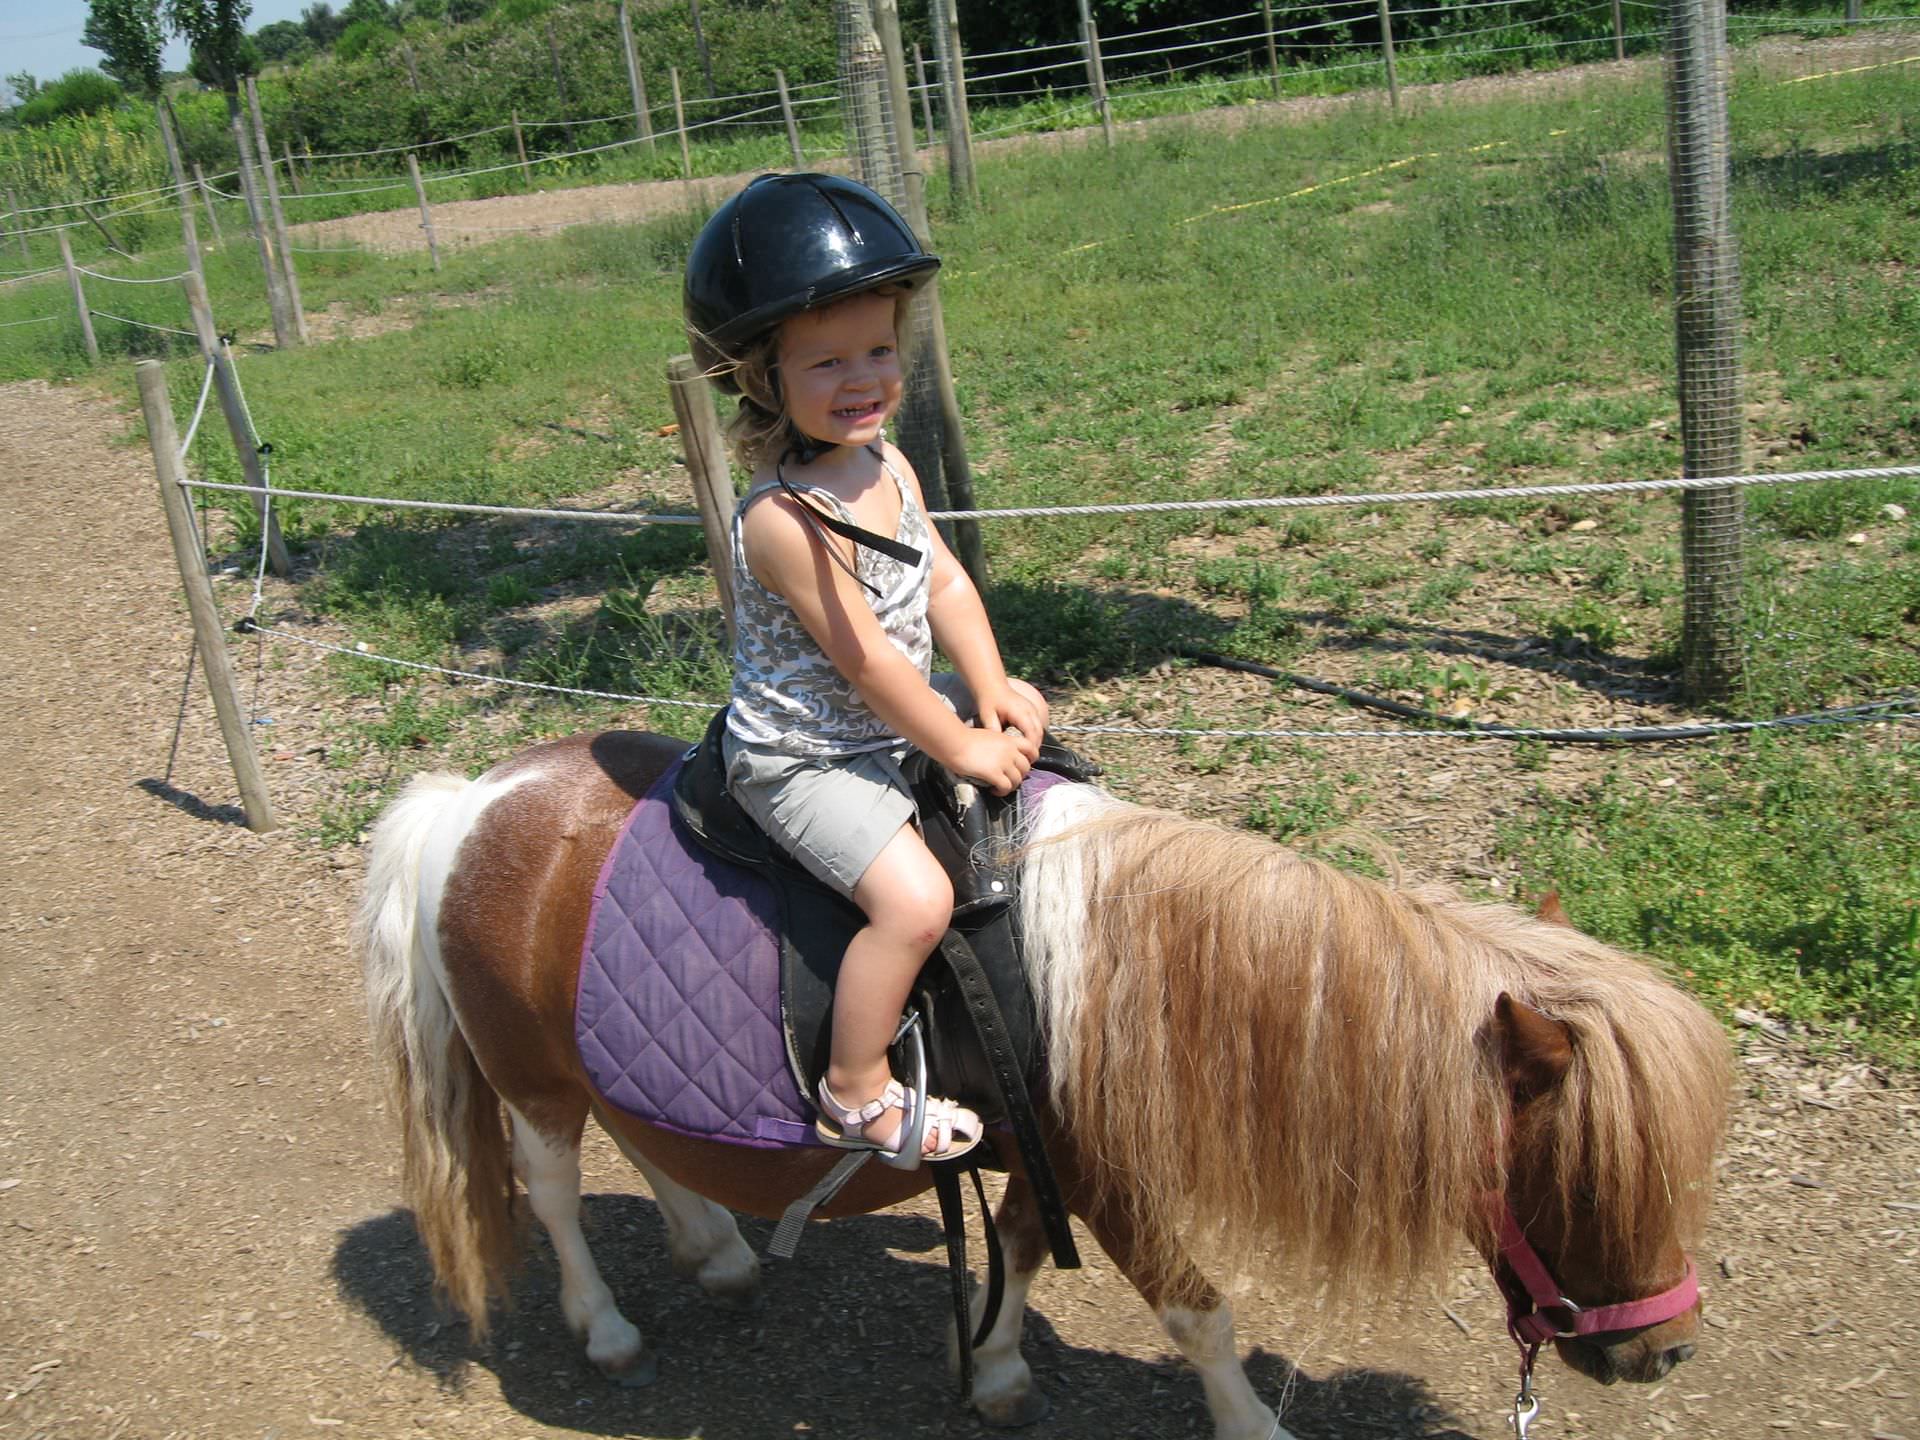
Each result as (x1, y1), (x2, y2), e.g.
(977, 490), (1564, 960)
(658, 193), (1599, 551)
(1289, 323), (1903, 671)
(1512, 1372), (1540, 1439)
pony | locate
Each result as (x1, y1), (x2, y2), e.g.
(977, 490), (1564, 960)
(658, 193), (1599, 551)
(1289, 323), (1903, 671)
(356, 729), (1731, 1439)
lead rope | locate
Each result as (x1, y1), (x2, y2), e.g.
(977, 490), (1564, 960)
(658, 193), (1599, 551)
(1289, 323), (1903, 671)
(1511, 1338), (1543, 1438)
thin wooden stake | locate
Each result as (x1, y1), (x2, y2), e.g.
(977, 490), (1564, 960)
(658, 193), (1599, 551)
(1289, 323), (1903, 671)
(136, 358), (279, 834)
(617, 0), (656, 154)
(57, 229), (99, 363)
(193, 164), (225, 247)
(182, 270), (292, 580)
(1613, 0), (1626, 59)
(667, 354), (737, 647)
(775, 69), (805, 168)
(912, 45), (936, 148)
(282, 142), (302, 196)
(247, 77), (306, 344)
(671, 67), (693, 192)
(407, 153), (441, 270)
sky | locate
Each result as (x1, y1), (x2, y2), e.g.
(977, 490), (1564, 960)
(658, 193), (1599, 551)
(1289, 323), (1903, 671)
(0, 0), (313, 90)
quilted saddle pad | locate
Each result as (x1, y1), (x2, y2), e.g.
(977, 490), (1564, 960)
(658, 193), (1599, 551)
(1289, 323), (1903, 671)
(576, 760), (817, 1148)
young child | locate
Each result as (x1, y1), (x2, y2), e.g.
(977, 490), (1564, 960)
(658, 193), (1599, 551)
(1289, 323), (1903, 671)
(686, 173), (1048, 1169)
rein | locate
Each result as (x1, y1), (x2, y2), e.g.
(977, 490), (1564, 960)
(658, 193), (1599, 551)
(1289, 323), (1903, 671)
(1487, 1199), (1701, 1438)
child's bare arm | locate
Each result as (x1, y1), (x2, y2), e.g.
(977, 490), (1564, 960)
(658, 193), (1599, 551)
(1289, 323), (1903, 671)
(888, 447), (1048, 749)
(742, 493), (1032, 792)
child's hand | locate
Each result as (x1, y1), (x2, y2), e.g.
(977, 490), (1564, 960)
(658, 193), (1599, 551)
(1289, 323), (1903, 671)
(976, 683), (1048, 763)
(946, 728), (1032, 796)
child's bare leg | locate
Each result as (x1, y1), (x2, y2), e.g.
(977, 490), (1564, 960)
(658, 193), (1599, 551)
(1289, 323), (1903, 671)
(828, 823), (954, 1148)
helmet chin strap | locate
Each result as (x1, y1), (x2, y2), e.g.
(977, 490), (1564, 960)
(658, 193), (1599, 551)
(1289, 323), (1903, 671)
(774, 445), (925, 600)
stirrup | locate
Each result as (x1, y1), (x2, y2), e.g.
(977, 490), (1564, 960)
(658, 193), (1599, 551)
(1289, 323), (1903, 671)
(814, 1012), (981, 1170)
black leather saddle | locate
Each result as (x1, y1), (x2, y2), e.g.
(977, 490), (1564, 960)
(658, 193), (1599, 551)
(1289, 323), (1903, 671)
(670, 707), (1099, 1121)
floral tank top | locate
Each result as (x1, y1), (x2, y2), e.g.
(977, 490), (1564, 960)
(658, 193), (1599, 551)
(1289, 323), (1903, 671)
(726, 452), (934, 757)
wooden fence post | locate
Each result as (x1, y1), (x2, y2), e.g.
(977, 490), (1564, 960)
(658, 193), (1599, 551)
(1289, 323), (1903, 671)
(5, 188), (29, 263)
(1612, 0), (1626, 60)
(1081, 12), (1116, 149)
(282, 142), (303, 195)
(156, 102), (203, 282)
(617, 0), (657, 155)
(193, 164), (225, 248)
(775, 69), (805, 167)
(57, 229), (99, 363)
(667, 354), (737, 648)
(136, 358), (279, 834)
(512, 110), (533, 188)
(247, 77), (307, 345)
(929, 0), (977, 208)
(182, 269), (293, 580)
(1260, 0), (1281, 98)
(671, 67), (694, 193)
(1378, 0), (1400, 111)
(229, 104), (295, 349)
(407, 153), (441, 270)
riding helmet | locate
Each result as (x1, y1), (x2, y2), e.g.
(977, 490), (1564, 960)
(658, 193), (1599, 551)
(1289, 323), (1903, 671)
(684, 172), (941, 392)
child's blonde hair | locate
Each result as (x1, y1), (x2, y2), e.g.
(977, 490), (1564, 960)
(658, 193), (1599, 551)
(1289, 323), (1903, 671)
(704, 286), (920, 471)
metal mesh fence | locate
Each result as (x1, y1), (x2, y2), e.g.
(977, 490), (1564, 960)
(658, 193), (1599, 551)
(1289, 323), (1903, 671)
(835, 0), (953, 518)
(1664, 0), (1748, 701)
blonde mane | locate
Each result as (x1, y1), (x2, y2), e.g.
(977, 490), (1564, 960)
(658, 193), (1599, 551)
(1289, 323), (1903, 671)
(1019, 789), (1731, 1297)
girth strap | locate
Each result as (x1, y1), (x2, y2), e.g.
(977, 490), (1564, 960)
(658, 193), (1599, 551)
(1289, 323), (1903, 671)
(935, 928), (1080, 1273)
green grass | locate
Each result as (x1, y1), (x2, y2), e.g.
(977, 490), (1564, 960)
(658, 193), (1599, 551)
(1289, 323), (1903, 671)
(1, 39), (1916, 1053)
(1496, 734), (1920, 1062)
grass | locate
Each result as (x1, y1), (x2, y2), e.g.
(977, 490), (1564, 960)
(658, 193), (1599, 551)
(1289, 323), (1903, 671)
(2, 38), (1916, 1054)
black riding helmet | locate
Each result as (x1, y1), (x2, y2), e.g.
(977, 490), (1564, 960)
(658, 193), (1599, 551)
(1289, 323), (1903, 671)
(684, 172), (940, 393)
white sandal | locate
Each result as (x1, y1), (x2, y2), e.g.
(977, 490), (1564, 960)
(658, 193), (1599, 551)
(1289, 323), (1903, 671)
(814, 1076), (982, 1170)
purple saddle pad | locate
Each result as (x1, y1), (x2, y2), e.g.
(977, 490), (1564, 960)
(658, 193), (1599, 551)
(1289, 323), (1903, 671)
(576, 761), (1065, 1150)
(576, 761), (815, 1148)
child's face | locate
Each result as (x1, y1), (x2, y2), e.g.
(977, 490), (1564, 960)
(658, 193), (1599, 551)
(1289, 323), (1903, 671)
(775, 290), (903, 453)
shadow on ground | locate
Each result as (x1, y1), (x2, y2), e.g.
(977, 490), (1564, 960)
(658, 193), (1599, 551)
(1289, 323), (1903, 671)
(335, 1195), (1471, 1439)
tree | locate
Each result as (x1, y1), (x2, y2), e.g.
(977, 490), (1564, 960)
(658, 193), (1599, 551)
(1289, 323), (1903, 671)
(301, 2), (347, 47)
(3, 72), (41, 106)
(252, 18), (313, 61)
(83, 0), (166, 97)
(166, 0), (257, 94)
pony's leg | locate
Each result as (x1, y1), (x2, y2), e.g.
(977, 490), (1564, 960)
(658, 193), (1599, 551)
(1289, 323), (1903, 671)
(1077, 1198), (1289, 1440)
(507, 1106), (656, 1386)
(601, 1129), (761, 1306)
(949, 1174), (1050, 1428)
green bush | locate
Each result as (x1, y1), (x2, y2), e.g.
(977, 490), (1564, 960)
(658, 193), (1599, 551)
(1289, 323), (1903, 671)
(16, 69), (124, 126)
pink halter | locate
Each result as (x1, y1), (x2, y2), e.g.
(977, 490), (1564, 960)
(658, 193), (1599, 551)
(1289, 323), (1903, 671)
(1489, 1200), (1701, 1438)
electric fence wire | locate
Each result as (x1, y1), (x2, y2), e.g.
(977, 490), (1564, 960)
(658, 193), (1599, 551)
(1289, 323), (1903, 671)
(89, 307), (199, 338)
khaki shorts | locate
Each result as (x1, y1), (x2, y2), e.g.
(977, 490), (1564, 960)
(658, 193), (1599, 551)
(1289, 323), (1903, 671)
(722, 673), (973, 898)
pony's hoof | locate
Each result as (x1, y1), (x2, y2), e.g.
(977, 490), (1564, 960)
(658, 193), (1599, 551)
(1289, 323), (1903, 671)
(975, 1384), (1050, 1429)
(597, 1344), (659, 1389)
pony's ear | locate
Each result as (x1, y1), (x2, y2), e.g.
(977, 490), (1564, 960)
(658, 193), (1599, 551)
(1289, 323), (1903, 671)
(1493, 992), (1573, 1105)
(1535, 889), (1571, 928)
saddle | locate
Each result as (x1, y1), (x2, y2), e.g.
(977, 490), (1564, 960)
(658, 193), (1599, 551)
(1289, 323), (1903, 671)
(670, 708), (1097, 1122)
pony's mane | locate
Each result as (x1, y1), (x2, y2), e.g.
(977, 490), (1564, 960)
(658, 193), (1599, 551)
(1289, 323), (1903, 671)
(1019, 788), (1731, 1298)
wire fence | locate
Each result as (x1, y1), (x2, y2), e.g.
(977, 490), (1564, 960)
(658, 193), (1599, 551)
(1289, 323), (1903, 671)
(4, 0), (1913, 261)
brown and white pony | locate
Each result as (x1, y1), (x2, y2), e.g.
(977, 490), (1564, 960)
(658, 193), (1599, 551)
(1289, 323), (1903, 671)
(357, 730), (1731, 1439)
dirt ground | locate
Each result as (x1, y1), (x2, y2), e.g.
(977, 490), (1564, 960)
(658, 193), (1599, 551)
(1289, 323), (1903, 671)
(6, 37), (1920, 1438)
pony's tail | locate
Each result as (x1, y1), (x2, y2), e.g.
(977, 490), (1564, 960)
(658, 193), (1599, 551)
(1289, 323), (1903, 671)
(357, 771), (518, 1337)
